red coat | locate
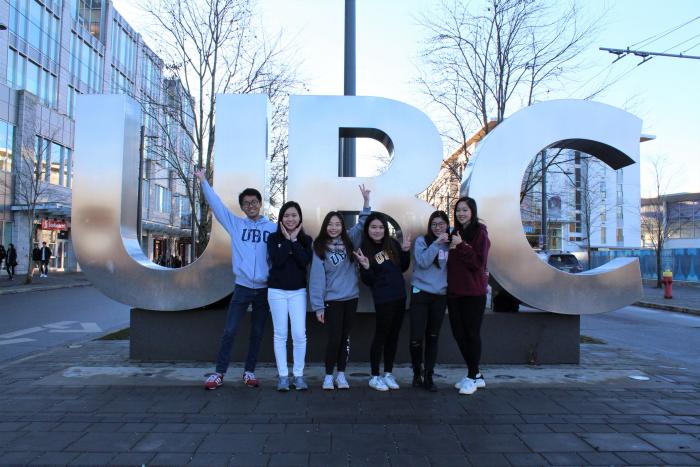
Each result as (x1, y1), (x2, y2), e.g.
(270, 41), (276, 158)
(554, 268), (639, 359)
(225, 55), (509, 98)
(447, 224), (490, 297)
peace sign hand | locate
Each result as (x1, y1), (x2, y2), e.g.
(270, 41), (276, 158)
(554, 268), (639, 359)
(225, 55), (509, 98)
(353, 249), (370, 270)
(359, 184), (371, 208)
(401, 232), (412, 252)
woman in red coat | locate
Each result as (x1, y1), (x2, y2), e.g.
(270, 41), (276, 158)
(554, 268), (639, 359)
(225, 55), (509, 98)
(447, 197), (491, 395)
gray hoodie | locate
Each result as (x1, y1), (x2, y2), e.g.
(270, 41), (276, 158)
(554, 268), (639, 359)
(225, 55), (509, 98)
(308, 208), (371, 312)
(411, 235), (449, 295)
(200, 179), (276, 289)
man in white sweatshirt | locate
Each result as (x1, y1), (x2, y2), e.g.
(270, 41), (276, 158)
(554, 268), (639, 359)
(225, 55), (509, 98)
(195, 169), (277, 390)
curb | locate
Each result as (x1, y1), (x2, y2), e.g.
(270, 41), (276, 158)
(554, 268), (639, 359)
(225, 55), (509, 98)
(634, 301), (700, 317)
(0, 282), (92, 296)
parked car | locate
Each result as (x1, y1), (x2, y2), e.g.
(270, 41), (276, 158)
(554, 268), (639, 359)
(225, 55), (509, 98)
(538, 252), (584, 273)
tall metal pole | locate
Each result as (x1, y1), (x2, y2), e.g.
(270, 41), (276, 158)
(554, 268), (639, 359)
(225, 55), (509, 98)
(540, 150), (547, 250)
(340, 0), (356, 177)
(137, 125), (145, 247)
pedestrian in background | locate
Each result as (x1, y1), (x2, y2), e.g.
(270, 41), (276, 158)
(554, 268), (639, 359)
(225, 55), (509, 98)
(32, 245), (41, 276)
(6, 243), (17, 280)
(447, 197), (491, 396)
(409, 210), (450, 392)
(309, 185), (371, 390)
(0, 245), (6, 271)
(267, 201), (313, 392)
(39, 241), (52, 277)
(355, 212), (411, 392)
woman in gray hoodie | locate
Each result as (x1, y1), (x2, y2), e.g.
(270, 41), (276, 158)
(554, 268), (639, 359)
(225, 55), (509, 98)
(309, 185), (371, 390)
(409, 210), (451, 392)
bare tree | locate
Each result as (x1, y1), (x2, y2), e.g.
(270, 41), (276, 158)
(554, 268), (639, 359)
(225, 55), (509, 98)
(136, 0), (302, 255)
(12, 135), (68, 284)
(417, 0), (598, 199)
(640, 155), (679, 288)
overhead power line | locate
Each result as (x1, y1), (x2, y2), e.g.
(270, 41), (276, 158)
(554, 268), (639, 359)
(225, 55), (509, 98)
(629, 16), (700, 49)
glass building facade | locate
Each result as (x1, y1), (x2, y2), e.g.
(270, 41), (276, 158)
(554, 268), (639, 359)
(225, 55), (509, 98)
(0, 0), (193, 271)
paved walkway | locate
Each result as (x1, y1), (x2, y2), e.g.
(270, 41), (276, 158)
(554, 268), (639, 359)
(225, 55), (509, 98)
(0, 271), (91, 296)
(0, 337), (698, 466)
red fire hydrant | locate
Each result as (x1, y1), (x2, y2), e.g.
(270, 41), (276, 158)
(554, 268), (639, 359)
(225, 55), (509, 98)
(661, 270), (673, 299)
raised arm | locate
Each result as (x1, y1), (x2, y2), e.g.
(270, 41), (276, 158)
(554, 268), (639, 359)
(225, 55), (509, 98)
(196, 169), (239, 234)
(348, 184), (372, 247)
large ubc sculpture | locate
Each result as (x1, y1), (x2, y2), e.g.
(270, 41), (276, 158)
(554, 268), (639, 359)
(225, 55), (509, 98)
(72, 94), (642, 314)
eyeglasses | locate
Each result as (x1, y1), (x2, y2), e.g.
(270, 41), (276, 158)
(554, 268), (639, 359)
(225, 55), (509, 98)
(241, 200), (260, 208)
(431, 222), (447, 228)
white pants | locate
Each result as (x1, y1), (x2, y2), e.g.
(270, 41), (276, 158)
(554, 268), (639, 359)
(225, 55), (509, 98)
(268, 288), (307, 377)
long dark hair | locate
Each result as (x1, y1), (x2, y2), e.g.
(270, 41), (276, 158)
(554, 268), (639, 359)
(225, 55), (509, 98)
(425, 210), (449, 268)
(361, 212), (400, 265)
(313, 211), (354, 262)
(277, 201), (308, 244)
(453, 196), (481, 242)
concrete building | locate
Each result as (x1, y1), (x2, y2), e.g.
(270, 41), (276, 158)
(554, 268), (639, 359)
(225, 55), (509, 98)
(0, 0), (192, 273)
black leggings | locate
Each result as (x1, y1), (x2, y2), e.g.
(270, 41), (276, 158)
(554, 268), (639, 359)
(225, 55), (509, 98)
(409, 291), (446, 375)
(324, 298), (358, 374)
(447, 295), (486, 378)
(370, 298), (405, 376)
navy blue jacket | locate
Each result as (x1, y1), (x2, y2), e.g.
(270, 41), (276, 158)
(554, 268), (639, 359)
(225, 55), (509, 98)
(359, 238), (411, 305)
(267, 231), (313, 290)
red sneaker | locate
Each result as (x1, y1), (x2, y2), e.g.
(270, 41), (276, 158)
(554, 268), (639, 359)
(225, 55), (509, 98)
(204, 373), (223, 390)
(243, 372), (259, 388)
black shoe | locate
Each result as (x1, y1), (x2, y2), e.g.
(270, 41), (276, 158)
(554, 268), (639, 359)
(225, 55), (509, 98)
(412, 373), (423, 388)
(423, 372), (437, 392)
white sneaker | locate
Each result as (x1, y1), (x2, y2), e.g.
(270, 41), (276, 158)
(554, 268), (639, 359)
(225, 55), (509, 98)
(459, 378), (477, 395)
(322, 375), (335, 390)
(369, 376), (389, 392)
(335, 372), (350, 389)
(454, 375), (469, 389)
(474, 373), (486, 388)
(383, 373), (400, 390)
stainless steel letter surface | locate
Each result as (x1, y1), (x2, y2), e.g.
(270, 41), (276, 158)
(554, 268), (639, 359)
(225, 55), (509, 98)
(72, 94), (269, 310)
(287, 95), (443, 237)
(466, 99), (642, 314)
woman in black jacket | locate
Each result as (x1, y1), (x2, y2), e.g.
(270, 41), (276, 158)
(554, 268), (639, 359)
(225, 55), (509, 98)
(266, 201), (313, 392)
(354, 213), (411, 391)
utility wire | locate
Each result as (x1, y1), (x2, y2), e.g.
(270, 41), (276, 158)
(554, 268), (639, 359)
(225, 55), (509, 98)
(629, 16), (700, 49)
(661, 31), (700, 53)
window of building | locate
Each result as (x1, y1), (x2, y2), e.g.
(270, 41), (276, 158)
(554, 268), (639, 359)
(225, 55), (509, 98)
(72, 0), (103, 39)
(9, 0), (61, 62)
(0, 122), (15, 173)
(111, 20), (137, 78)
(70, 32), (104, 92)
(155, 185), (171, 213)
(7, 48), (58, 108)
(600, 226), (606, 244)
(616, 228), (624, 244)
(34, 137), (72, 187)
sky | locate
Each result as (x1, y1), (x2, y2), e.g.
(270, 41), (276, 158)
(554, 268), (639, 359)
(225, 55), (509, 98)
(113, 0), (700, 195)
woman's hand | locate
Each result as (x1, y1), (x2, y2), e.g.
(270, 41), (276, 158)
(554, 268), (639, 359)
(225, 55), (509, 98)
(316, 311), (325, 324)
(353, 249), (370, 269)
(401, 233), (412, 252)
(436, 232), (450, 244)
(359, 184), (371, 208)
(450, 231), (463, 249)
(289, 225), (301, 241)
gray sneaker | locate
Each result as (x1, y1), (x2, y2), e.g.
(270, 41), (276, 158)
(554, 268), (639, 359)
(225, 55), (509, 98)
(293, 376), (308, 391)
(277, 376), (290, 392)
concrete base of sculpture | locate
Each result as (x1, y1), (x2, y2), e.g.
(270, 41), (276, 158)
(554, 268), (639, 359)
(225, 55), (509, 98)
(130, 306), (579, 365)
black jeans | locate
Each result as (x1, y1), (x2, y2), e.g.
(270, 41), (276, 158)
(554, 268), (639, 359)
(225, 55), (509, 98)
(370, 298), (405, 376)
(409, 291), (446, 375)
(447, 295), (486, 378)
(323, 298), (358, 374)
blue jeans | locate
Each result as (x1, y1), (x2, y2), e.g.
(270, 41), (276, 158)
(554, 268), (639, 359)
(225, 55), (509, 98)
(215, 285), (269, 375)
